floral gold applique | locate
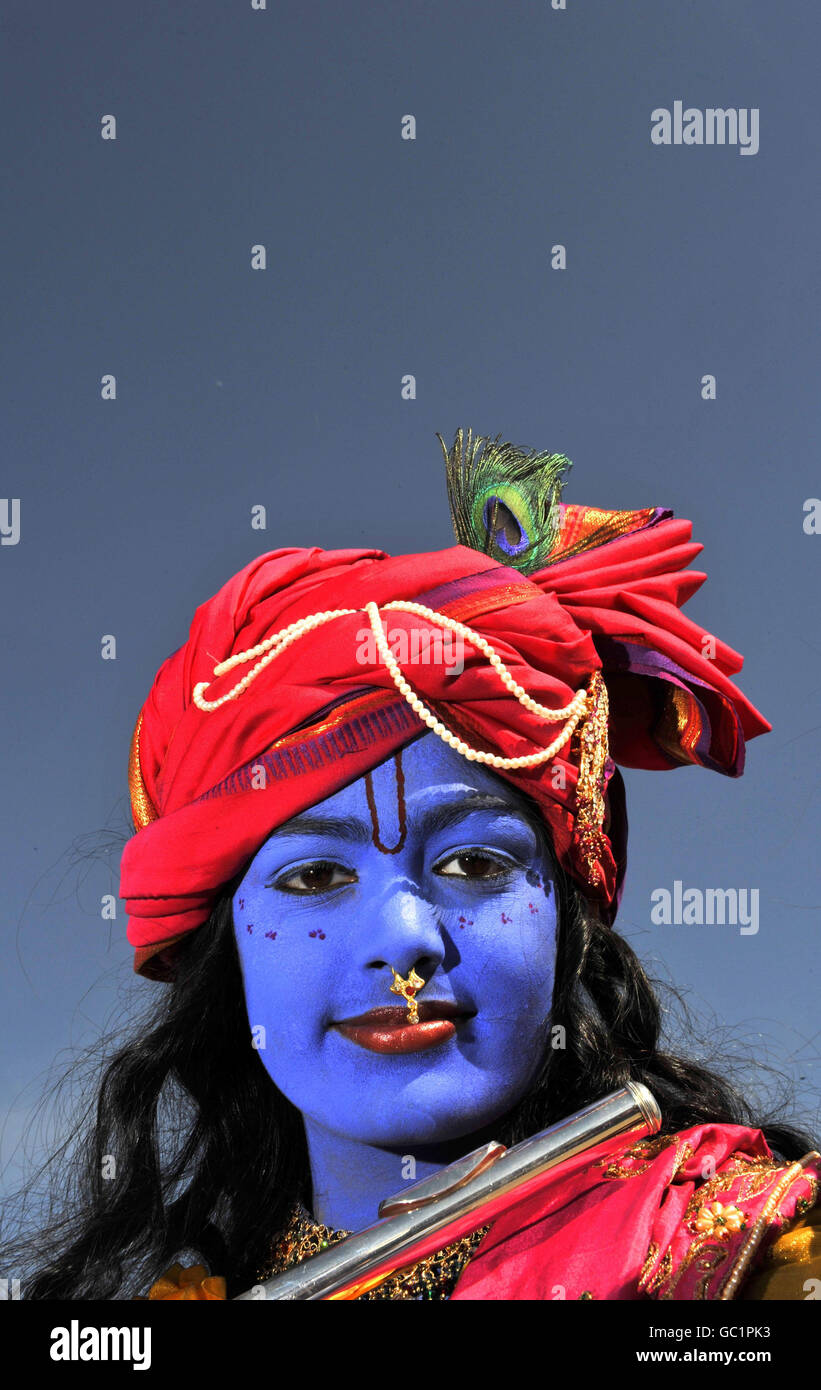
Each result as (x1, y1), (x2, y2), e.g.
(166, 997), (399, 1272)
(693, 1202), (746, 1238)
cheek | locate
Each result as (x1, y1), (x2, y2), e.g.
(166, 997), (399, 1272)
(232, 889), (338, 1045)
(460, 891), (558, 998)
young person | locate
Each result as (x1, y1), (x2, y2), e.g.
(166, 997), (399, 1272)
(13, 433), (821, 1300)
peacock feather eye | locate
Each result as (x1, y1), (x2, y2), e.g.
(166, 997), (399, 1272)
(481, 494), (531, 557)
(438, 427), (572, 576)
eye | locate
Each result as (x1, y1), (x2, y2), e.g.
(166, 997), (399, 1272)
(435, 851), (513, 881)
(272, 861), (357, 895)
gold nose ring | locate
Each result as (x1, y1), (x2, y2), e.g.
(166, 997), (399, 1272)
(389, 966), (425, 1024)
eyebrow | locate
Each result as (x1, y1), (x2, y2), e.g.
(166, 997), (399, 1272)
(268, 794), (537, 847)
(268, 813), (373, 844)
(416, 793), (537, 841)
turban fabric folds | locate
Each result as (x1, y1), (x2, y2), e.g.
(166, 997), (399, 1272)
(121, 504), (770, 979)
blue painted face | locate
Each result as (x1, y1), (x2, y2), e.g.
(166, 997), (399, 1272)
(232, 733), (558, 1150)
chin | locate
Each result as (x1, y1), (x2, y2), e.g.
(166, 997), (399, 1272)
(335, 1075), (526, 1148)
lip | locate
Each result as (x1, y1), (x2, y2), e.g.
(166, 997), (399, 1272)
(333, 1001), (472, 1055)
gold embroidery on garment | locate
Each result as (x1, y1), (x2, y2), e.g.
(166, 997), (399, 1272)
(642, 1222), (735, 1301)
(639, 1243), (675, 1295)
(654, 686), (704, 767)
(657, 1238), (732, 1301)
(693, 1245), (734, 1301)
(598, 1133), (684, 1180)
(682, 1155), (780, 1222)
(654, 1155), (796, 1301)
(545, 506), (659, 566)
(266, 689), (411, 755)
(717, 1153), (821, 1300)
(128, 712), (158, 829)
(572, 671), (610, 887)
(257, 1202), (489, 1301)
(439, 580), (537, 626)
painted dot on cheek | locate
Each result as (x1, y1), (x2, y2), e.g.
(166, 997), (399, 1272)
(308, 930), (327, 939)
(457, 915), (473, 930)
(238, 898), (246, 909)
(246, 923), (254, 934)
(501, 912), (511, 924)
(265, 930), (277, 940)
(528, 902), (539, 914)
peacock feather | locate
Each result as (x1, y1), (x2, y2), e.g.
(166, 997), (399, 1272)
(437, 427), (572, 575)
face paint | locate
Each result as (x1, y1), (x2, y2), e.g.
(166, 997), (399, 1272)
(364, 753), (408, 854)
(233, 733), (559, 1165)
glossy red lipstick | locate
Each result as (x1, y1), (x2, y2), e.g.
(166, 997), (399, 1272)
(334, 1001), (468, 1054)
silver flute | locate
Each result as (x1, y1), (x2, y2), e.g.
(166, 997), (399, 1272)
(235, 1081), (661, 1301)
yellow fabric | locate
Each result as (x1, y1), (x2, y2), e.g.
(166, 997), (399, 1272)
(141, 1262), (227, 1300)
(741, 1205), (821, 1301)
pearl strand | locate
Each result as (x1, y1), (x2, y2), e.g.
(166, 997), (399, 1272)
(381, 601), (587, 722)
(192, 608), (357, 712)
(365, 601), (587, 769)
(191, 597), (592, 771)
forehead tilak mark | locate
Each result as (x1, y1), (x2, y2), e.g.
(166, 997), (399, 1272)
(364, 751), (408, 855)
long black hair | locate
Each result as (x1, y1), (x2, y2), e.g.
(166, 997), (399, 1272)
(3, 854), (815, 1300)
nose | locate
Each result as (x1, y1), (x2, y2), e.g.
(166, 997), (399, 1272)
(363, 883), (446, 984)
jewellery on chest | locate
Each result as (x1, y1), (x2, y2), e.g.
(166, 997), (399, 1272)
(389, 965), (425, 1024)
(258, 1201), (488, 1301)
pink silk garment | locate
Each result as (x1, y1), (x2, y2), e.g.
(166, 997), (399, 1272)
(451, 1125), (821, 1301)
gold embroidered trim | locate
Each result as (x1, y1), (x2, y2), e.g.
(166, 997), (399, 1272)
(545, 505), (659, 566)
(717, 1152), (821, 1300)
(439, 579), (537, 625)
(572, 670), (610, 887)
(655, 1156), (808, 1301)
(682, 1154), (781, 1221)
(597, 1133), (681, 1180)
(128, 712), (158, 830)
(267, 689), (409, 754)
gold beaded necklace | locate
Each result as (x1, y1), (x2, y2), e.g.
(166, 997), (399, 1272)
(257, 1202), (489, 1301)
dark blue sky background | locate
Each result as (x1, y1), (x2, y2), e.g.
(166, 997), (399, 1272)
(2, 0), (820, 1193)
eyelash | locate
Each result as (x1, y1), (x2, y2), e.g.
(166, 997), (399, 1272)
(268, 850), (520, 896)
(268, 860), (351, 896)
(433, 849), (518, 880)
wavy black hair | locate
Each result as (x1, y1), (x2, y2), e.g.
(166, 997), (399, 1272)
(3, 850), (815, 1300)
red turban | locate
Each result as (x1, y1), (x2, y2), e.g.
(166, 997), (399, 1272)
(121, 504), (770, 979)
